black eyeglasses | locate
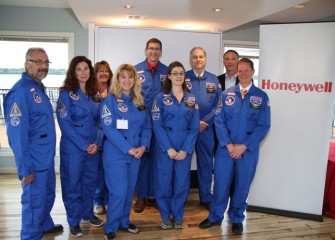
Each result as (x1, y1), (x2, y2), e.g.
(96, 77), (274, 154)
(28, 59), (51, 66)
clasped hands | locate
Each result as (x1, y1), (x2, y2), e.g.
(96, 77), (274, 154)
(167, 148), (187, 160)
(86, 143), (98, 155)
(227, 143), (247, 159)
(128, 146), (146, 159)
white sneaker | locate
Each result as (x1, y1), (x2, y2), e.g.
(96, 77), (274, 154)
(94, 205), (105, 214)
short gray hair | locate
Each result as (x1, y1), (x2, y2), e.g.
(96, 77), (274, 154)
(25, 47), (47, 60)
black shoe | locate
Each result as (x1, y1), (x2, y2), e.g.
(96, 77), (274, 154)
(70, 225), (83, 237)
(199, 218), (220, 229)
(134, 198), (146, 213)
(200, 201), (211, 210)
(104, 232), (116, 240)
(147, 198), (158, 209)
(232, 223), (243, 235)
(43, 224), (64, 234)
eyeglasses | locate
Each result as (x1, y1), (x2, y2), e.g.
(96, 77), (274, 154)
(170, 72), (185, 77)
(28, 59), (51, 66)
(147, 47), (161, 52)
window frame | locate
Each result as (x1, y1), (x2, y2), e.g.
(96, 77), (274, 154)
(0, 30), (74, 156)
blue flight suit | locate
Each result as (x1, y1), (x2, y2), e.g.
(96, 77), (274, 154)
(101, 93), (151, 233)
(56, 89), (103, 227)
(209, 84), (271, 224)
(3, 73), (57, 240)
(135, 60), (167, 200)
(93, 92), (109, 207)
(185, 70), (222, 203)
(152, 91), (199, 221)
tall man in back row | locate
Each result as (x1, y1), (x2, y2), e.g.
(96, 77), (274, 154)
(3, 47), (63, 239)
(134, 38), (168, 213)
(185, 47), (222, 210)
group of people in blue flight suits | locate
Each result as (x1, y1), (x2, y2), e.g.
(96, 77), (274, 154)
(3, 39), (270, 240)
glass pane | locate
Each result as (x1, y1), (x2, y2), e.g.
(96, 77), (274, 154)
(0, 40), (68, 149)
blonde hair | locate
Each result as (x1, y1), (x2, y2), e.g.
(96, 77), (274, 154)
(110, 64), (143, 105)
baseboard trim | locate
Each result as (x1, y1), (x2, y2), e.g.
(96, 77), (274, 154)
(247, 205), (323, 222)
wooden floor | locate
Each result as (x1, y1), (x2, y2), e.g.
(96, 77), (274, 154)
(0, 174), (335, 240)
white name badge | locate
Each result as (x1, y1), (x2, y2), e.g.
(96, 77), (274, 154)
(117, 119), (128, 129)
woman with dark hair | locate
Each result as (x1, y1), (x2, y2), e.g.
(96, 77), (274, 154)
(56, 56), (104, 237)
(151, 61), (199, 230)
(93, 60), (113, 215)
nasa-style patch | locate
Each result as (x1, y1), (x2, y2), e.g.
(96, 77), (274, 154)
(186, 82), (192, 90)
(101, 105), (112, 118)
(70, 91), (79, 100)
(152, 112), (160, 121)
(215, 107), (221, 114)
(11, 117), (20, 126)
(138, 74), (145, 84)
(30, 88), (35, 92)
(136, 104), (146, 111)
(163, 97), (173, 106)
(104, 117), (112, 125)
(206, 82), (216, 93)
(151, 100), (160, 112)
(9, 103), (22, 117)
(160, 74), (167, 85)
(57, 100), (66, 111)
(93, 94), (101, 103)
(118, 103), (128, 112)
(217, 97), (223, 107)
(33, 92), (42, 103)
(59, 110), (67, 118)
(225, 96), (235, 106)
(185, 78), (192, 90)
(250, 96), (262, 104)
(185, 96), (195, 108)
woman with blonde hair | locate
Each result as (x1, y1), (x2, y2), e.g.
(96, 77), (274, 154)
(100, 64), (151, 240)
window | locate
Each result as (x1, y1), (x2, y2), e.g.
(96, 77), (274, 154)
(0, 31), (74, 151)
(223, 41), (259, 86)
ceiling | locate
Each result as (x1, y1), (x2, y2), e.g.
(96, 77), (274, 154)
(1, 0), (335, 32)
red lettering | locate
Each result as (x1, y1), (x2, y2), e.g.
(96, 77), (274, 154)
(261, 80), (333, 93)
(315, 84), (324, 92)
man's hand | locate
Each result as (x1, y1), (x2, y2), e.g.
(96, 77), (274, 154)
(21, 172), (34, 184)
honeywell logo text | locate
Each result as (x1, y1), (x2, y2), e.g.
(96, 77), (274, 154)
(261, 79), (333, 93)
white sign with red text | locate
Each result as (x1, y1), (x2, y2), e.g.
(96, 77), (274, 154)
(248, 22), (335, 218)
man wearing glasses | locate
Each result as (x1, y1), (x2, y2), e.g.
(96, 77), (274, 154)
(133, 38), (168, 213)
(3, 48), (63, 239)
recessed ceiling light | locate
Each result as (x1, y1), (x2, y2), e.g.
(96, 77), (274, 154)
(212, 8), (223, 12)
(293, 4), (305, 9)
(124, 5), (134, 9)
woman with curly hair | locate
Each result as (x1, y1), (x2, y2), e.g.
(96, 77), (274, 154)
(56, 56), (104, 237)
(100, 64), (151, 240)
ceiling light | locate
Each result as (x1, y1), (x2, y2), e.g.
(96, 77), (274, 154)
(293, 4), (305, 9)
(212, 8), (223, 12)
(124, 5), (134, 9)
